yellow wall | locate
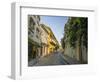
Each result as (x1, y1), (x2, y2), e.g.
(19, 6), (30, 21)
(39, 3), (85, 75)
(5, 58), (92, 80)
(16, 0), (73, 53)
(47, 31), (56, 54)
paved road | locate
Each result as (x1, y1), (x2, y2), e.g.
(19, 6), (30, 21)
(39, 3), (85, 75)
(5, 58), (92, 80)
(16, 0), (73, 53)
(28, 52), (69, 66)
(35, 52), (69, 66)
(28, 51), (80, 66)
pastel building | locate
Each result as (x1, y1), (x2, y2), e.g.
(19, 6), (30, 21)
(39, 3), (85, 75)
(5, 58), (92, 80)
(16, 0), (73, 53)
(28, 15), (60, 62)
(41, 24), (59, 55)
(28, 15), (42, 61)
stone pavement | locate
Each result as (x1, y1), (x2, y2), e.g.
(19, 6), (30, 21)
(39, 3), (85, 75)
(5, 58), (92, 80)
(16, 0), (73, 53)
(28, 52), (80, 66)
(60, 54), (80, 64)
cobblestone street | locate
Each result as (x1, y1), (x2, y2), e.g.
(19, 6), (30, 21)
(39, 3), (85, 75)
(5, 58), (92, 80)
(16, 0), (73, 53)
(28, 51), (80, 66)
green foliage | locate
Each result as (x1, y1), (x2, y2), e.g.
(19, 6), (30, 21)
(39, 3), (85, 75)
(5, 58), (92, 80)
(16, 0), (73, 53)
(61, 17), (88, 63)
(63, 17), (88, 48)
(61, 38), (65, 49)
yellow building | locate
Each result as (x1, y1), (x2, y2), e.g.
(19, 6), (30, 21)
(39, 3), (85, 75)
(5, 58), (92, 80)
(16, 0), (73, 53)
(28, 15), (59, 62)
(41, 24), (59, 55)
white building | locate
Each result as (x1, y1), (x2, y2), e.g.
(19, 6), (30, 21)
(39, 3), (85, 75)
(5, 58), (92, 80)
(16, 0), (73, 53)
(40, 25), (49, 56)
(28, 15), (42, 60)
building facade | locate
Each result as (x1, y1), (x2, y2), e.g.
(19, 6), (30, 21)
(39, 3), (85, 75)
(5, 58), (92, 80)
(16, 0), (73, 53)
(41, 24), (59, 55)
(28, 15), (59, 62)
(28, 15), (42, 61)
(61, 17), (87, 63)
(40, 24), (48, 57)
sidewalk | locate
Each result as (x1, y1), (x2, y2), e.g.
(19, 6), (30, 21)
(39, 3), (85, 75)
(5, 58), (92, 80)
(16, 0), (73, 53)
(28, 58), (39, 66)
(61, 54), (80, 64)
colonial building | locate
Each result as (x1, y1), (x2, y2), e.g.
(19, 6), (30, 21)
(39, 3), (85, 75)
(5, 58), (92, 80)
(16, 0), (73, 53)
(41, 24), (59, 55)
(40, 24), (48, 57)
(28, 15), (59, 61)
(28, 15), (42, 61)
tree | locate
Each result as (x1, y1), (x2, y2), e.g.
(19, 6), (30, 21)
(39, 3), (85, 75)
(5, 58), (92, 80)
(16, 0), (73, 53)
(63, 17), (88, 63)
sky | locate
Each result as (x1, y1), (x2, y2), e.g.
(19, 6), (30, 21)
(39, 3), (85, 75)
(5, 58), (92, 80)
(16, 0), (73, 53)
(40, 15), (68, 45)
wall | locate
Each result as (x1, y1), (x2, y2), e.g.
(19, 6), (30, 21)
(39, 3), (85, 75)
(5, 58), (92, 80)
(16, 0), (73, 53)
(0, 0), (100, 81)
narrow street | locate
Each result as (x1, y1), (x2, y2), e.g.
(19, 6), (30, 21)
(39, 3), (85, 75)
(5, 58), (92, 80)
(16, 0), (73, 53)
(28, 51), (80, 66)
(34, 52), (68, 66)
(28, 15), (87, 66)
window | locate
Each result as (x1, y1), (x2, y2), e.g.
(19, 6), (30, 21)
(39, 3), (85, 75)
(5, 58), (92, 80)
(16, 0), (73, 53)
(29, 17), (35, 28)
(36, 28), (40, 33)
(36, 35), (39, 38)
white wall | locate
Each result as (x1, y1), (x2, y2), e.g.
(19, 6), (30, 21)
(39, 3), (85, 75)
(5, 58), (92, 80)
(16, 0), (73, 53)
(0, 0), (100, 81)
